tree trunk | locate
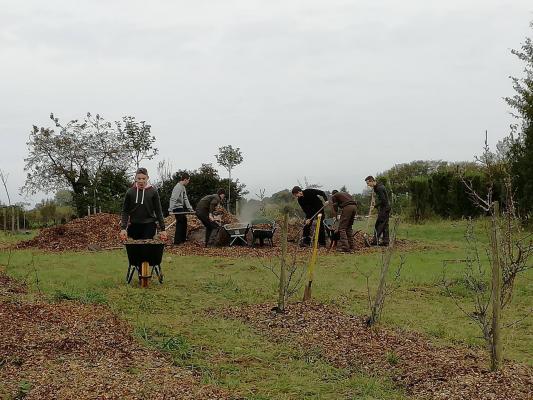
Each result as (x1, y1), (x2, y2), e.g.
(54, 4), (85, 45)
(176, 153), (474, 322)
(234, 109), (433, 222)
(3, 208), (6, 232)
(490, 201), (502, 371)
(228, 169), (232, 214)
(11, 206), (15, 233)
(277, 212), (288, 312)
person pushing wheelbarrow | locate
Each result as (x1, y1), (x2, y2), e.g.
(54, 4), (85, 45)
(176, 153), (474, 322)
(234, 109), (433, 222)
(119, 167), (167, 286)
(119, 167), (168, 241)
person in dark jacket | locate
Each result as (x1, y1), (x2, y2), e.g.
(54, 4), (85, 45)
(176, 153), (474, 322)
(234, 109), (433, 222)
(365, 176), (390, 246)
(330, 190), (357, 252)
(168, 172), (193, 245)
(291, 186), (327, 247)
(195, 189), (225, 247)
(119, 167), (167, 241)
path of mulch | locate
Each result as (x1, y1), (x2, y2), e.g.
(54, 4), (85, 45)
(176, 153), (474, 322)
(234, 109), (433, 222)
(221, 303), (533, 400)
(0, 272), (231, 400)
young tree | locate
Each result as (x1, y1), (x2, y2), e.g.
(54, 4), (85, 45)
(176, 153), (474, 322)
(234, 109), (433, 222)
(443, 137), (532, 371)
(22, 113), (130, 216)
(116, 116), (158, 169)
(215, 145), (243, 213)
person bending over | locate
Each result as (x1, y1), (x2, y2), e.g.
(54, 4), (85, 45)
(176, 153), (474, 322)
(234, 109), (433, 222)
(291, 186), (327, 247)
(195, 189), (226, 247)
(330, 189), (357, 253)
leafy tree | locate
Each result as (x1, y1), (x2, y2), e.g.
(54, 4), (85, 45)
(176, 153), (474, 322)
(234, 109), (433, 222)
(23, 113), (130, 216)
(54, 190), (73, 207)
(116, 116), (158, 169)
(158, 163), (247, 216)
(504, 22), (533, 219)
(91, 168), (132, 213)
(215, 145), (244, 212)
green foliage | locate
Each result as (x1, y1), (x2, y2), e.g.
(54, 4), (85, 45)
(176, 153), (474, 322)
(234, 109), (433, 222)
(158, 164), (247, 214)
(504, 23), (533, 219)
(215, 145), (243, 173)
(23, 112), (134, 216)
(15, 380), (32, 399)
(215, 145), (244, 212)
(408, 176), (432, 222)
(116, 116), (158, 169)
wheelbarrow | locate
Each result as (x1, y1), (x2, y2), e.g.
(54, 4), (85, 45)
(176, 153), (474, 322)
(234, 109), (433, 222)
(250, 218), (276, 247)
(124, 242), (165, 287)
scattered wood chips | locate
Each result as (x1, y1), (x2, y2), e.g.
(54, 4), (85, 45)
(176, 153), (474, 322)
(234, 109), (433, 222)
(0, 272), (231, 400)
(221, 302), (533, 400)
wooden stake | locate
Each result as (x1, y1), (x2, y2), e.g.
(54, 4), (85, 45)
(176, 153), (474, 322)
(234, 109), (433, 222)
(304, 213), (322, 301)
(490, 201), (502, 371)
(141, 261), (150, 288)
(277, 212), (288, 312)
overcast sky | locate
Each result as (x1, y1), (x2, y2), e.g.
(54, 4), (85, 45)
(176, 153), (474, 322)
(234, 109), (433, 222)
(0, 0), (531, 206)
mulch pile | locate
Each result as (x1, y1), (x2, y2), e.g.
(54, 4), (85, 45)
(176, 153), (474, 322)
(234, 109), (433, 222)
(16, 211), (420, 257)
(0, 272), (230, 400)
(16, 213), (123, 251)
(221, 302), (533, 400)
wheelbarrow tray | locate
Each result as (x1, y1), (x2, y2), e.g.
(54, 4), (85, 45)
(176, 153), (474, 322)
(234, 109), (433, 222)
(125, 243), (165, 266)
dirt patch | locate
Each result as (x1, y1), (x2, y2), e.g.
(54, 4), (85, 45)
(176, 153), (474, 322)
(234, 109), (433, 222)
(221, 302), (533, 400)
(0, 273), (231, 400)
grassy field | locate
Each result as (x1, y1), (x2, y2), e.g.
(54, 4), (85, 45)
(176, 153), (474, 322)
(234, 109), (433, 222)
(1, 219), (531, 399)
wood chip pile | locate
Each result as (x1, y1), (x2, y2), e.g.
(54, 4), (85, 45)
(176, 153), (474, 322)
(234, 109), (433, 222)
(17, 213), (122, 251)
(16, 210), (418, 257)
(222, 302), (533, 400)
(0, 272), (231, 400)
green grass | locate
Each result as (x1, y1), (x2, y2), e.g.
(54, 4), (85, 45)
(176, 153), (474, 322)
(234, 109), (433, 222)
(1, 219), (532, 399)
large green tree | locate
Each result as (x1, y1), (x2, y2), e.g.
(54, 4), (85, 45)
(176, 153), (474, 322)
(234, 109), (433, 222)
(116, 116), (158, 169)
(158, 164), (247, 216)
(23, 113), (157, 216)
(504, 22), (533, 219)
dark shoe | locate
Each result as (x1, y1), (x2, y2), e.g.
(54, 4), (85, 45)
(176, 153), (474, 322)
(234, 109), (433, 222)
(379, 242), (389, 247)
(338, 248), (352, 254)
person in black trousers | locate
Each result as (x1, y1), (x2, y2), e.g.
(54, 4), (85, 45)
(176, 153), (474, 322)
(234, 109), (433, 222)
(365, 176), (390, 246)
(291, 186), (327, 247)
(168, 173), (193, 245)
(195, 189), (226, 247)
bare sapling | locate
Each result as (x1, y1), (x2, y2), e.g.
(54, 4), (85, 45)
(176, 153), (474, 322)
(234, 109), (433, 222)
(442, 135), (532, 371)
(361, 217), (405, 327)
(261, 211), (306, 312)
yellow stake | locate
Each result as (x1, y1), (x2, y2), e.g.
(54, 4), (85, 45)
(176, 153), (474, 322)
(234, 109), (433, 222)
(304, 213), (322, 301)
